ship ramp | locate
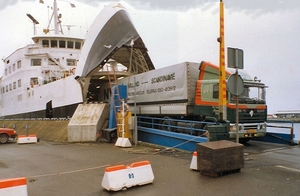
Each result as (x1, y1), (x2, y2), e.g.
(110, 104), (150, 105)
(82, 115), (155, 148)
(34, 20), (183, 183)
(68, 103), (109, 142)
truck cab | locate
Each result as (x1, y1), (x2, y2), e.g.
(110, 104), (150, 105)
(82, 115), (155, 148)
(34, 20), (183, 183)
(194, 61), (267, 141)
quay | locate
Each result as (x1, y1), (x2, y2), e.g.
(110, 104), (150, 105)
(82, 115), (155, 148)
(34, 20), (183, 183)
(0, 139), (299, 196)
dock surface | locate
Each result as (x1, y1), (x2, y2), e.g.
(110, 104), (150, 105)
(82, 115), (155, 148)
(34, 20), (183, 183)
(0, 140), (299, 196)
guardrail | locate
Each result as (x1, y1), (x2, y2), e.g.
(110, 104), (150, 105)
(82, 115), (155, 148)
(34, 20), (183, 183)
(137, 116), (216, 136)
(266, 120), (295, 145)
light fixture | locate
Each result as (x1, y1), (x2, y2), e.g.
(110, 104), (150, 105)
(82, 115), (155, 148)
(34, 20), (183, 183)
(99, 76), (105, 79)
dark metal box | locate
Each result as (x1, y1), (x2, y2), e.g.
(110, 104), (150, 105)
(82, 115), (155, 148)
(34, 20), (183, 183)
(197, 140), (244, 177)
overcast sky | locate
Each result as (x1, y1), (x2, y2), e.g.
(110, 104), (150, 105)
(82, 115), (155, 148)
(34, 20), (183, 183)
(0, 0), (300, 114)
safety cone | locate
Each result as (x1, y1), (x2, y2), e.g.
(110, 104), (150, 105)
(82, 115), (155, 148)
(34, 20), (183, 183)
(190, 151), (198, 170)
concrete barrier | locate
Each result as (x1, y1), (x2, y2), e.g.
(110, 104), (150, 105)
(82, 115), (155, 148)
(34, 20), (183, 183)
(102, 160), (154, 191)
(0, 177), (27, 196)
(18, 134), (38, 144)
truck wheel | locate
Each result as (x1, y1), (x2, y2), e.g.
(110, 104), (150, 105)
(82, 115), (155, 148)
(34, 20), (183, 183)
(0, 134), (9, 144)
(160, 117), (176, 132)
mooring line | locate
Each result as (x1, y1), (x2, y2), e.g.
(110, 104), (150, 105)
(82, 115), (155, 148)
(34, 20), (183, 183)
(26, 138), (197, 179)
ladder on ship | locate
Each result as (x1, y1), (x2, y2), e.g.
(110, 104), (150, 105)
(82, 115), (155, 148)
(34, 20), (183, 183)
(106, 64), (124, 135)
(106, 64), (131, 147)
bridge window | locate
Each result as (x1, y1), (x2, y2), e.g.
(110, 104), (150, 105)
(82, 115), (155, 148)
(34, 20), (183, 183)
(75, 41), (81, 49)
(42, 40), (49, 47)
(51, 40), (58, 48)
(67, 41), (74, 49)
(59, 40), (66, 48)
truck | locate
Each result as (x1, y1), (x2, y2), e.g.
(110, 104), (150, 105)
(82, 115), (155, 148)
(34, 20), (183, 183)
(0, 128), (17, 144)
(119, 61), (267, 143)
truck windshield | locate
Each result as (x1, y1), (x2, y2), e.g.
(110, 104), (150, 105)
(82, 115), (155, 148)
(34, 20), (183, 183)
(230, 83), (266, 104)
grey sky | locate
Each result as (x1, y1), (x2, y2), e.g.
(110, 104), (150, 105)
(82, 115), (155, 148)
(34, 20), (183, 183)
(1, 0), (300, 13)
(0, 0), (300, 113)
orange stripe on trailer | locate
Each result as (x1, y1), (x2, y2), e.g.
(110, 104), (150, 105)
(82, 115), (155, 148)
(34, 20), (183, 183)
(18, 135), (27, 138)
(130, 161), (150, 168)
(105, 165), (127, 172)
(28, 134), (37, 137)
(0, 177), (27, 189)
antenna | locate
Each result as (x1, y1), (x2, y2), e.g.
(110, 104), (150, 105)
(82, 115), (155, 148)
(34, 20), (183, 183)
(62, 25), (76, 35)
(27, 13), (39, 35)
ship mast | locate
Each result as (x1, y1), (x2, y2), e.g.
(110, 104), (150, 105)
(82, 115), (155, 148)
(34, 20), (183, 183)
(44, 0), (63, 35)
(53, 0), (60, 34)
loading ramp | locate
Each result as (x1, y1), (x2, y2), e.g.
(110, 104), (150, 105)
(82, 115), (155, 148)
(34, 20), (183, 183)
(68, 103), (109, 142)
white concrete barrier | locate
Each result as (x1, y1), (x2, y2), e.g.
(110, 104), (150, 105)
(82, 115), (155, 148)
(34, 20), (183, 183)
(18, 134), (38, 144)
(0, 177), (28, 196)
(190, 151), (198, 170)
(102, 160), (154, 191)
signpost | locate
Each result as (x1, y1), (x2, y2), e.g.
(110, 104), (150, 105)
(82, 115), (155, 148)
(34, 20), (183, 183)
(227, 47), (244, 143)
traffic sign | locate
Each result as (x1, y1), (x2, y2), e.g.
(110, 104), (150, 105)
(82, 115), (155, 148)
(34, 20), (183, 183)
(227, 74), (244, 96)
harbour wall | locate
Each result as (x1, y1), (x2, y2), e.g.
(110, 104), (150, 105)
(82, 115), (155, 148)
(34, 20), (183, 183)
(0, 119), (70, 142)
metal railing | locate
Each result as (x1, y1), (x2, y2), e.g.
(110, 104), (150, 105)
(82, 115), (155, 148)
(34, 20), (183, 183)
(266, 120), (294, 145)
(137, 116), (216, 136)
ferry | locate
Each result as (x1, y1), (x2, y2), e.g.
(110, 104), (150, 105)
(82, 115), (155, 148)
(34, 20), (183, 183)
(0, 1), (154, 119)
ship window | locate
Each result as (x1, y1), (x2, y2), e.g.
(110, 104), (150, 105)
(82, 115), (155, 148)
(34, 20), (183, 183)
(59, 40), (66, 48)
(9, 66), (11, 74)
(17, 60), (21, 69)
(31, 59), (42, 66)
(75, 41), (81, 49)
(1, 87), (4, 94)
(5, 85), (8, 92)
(13, 64), (16, 72)
(18, 79), (21, 88)
(13, 82), (16, 89)
(42, 40), (49, 47)
(5, 69), (7, 76)
(67, 59), (77, 66)
(9, 83), (12, 91)
(67, 41), (74, 48)
(51, 40), (58, 48)
(30, 77), (39, 86)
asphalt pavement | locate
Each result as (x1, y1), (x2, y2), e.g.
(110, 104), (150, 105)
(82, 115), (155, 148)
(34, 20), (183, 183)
(0, 140), (299, 196)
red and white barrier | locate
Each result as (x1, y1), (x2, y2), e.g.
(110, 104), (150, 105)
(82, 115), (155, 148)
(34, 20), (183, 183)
(190, 151), (198, 170)
(102, 160), (154, 191)
(18, 134), (38, 144)
(0, 177), (28, 196)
